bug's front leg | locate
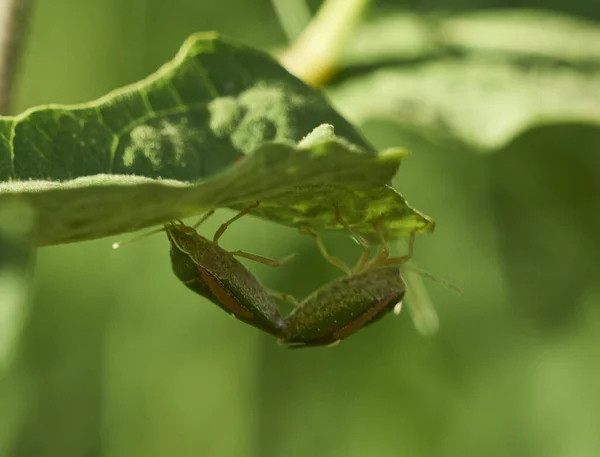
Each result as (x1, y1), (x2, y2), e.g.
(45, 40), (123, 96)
(192, 209), (216, 229)
(298, 226), (351, 275)
(207, 202), (298, 268)
(230, 251), (297, 267)
(213, 202), (259, 244)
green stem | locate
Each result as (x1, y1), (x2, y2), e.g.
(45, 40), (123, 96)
(0, 220), (35, 456)
(0, 15), (36, 457)
(280, 0), (371, 87)
(0, 236), (34, 371)
(271, 0), (312, 42)
(0, 0), (36, 371)
(0, 0), (34, 114)
(0, 204), (36, 374)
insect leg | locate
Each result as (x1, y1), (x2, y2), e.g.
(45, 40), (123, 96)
(266, 289), (299, 306)
(213, 201), (260, 244)
(192, 209), (216, 229)
(365, 215), (390, 267)
(284, 339), (342, 349)
(299, 226), (351, 275)
(334, 206), (371, 273)
(368, 220), (414, 269)
(378, 233), (415, 267)
(230, 250), (297, 267)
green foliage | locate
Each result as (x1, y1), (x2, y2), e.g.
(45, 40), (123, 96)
(342, 9), (600, 65)
(332, 9), (600, 150)
(331, 60), (600, 149)
(0, 33), (432, 245)
(2, 2), (600, 457)
(0, 32), (373, 181)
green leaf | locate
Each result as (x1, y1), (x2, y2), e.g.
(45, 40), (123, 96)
(329, 60), (600, 150)
(341, 11), (440, 67)
(341, 9), (600, 67)
(440, 9), (600, 64)
(0, 134), (433, 245)
(1, 32), (374, 181)
(0, 32), (433, 245)
(333, 9), (600, 150)
(253, 184), (433, 241)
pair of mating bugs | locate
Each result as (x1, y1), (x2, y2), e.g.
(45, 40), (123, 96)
(115, 203), (427, 348)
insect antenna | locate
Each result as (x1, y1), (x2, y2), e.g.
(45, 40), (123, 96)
(401, 263), (462, 296)
(111, 226), (167, 249)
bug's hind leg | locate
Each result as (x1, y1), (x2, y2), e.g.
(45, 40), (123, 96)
(299, 226), (352, 275)
(334, 206), (371, 274)
(377, 233), (414, 267)
(367, 217), (415, 269)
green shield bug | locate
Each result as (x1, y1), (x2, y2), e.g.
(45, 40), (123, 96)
(165, 203), (297, 337)
(114, 203), (295, 338)
(282, 265), (405, 348)
(281, 209), (412, 348)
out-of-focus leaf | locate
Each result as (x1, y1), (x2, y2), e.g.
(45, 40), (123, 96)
(0, 32), (433, 245)
(341, 11), (440, 66)
(440, 9), (600, 64)
(334, 9), (600, 150)
(329, 61), (600, 150)
(341, 9), (600, 67)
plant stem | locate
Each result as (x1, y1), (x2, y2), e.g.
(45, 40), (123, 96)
(280, 0), (371, 88)
(271, 0), (312, 42)
(0, 202), (36, 374)
(0, 0), (33, 114)
(0, 0), (36, 380)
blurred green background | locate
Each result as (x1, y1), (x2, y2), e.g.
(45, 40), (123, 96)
(2, 0), (600, 456)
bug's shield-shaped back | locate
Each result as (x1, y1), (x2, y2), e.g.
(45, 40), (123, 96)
(283, 266), (405, 348)
(166, 223), (288, 338)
